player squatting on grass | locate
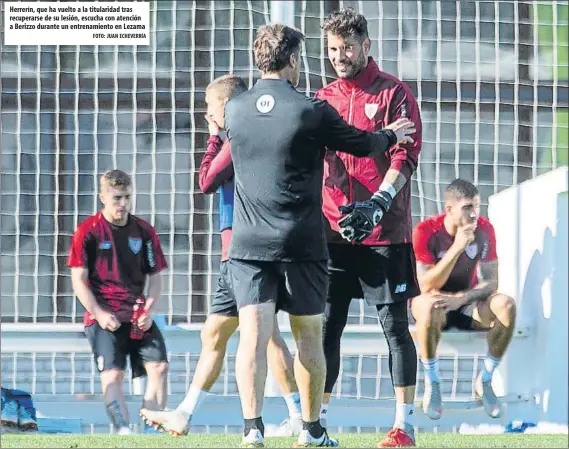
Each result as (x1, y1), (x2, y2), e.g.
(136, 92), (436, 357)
(222, 23), (414, 448)
(140, 75), (305, 438)
(68, 170), (169, 435)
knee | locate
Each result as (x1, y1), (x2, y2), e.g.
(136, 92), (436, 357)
(490, 294), (517, 324)
(383, 316), (414, 349)
(291, 315), (324, 354)
(201, 318), (233, 351)
(100, 369), (124, 387)
(146, 361), (169, 379)
(412, 295), (445, 328)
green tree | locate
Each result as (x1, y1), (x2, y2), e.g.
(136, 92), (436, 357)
(535, 3), (568, 172)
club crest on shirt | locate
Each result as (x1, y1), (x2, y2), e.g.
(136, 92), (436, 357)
(465, 243), (478, 259)
(129, 237), (142, 255)
(365, 103), (379, 120)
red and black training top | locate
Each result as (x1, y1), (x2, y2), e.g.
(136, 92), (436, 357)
(68, 212), (167, 326)
(412, 214), (498, 293)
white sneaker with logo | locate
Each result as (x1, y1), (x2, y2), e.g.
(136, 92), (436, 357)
(295, 429), (339, 447)
(140, 408), (190, 436)
(241, 428), (264, 448)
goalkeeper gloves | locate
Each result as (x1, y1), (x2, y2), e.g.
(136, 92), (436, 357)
(337, 190), (393, 244)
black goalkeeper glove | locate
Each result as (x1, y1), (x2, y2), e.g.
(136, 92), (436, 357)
(337, 190), (393, 244)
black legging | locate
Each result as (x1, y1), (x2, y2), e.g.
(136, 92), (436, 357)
(323, 298), (417, 393)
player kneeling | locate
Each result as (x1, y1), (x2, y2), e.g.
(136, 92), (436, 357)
(140, 74), (302, 438)
(410, 179), (517, 420)
(68, 169), (169, 434)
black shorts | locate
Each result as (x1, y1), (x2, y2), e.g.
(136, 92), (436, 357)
(443, 305), (477, 330)
(85, 322), (168, 373)
(408, 300), (487, 331)
(328, 243), (419, 306)
(210, 261), (289, 317)
(228, 259), (328, 316)
(211, 261), (238, 317)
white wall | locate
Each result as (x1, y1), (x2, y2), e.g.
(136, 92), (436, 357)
(489, 166), (568, 425)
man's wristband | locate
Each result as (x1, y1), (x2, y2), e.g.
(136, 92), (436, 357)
(371, 188), (393, 212)
(378, 182), (396, 199)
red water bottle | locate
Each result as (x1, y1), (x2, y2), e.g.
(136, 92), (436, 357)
(130, 298), (146, 340)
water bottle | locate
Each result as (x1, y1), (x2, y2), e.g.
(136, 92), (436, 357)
(130, 298), (146, 340)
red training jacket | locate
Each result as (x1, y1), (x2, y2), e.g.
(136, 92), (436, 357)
(315, 57), (423, 246)
(199, 135), (234, 261)
(199, 136), (233, 194)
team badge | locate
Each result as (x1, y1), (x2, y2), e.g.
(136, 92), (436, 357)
(129, 237), (142, 254)
(365, 103), (379, 120)
(465, 243), (478, 259)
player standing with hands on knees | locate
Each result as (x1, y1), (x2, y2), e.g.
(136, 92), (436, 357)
(411, 179), (516, 421)
(315, 8), (423, 448)
(141, 74), (305, 437)
(68, 169), (169, 435)
(225, 24), (415, 448)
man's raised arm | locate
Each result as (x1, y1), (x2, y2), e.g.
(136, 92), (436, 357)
(199, 137), (234, 194)
(414, 223), (476, 293)
(316, 98), (415, 157)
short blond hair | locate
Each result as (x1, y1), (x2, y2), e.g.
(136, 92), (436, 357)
(99, 169), (132, 191)
(206, 74), (248, 101)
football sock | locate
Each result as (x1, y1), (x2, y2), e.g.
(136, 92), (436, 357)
(177, 385), (208, 418)
(283, 392), (302, 419)
(319, 403), (329, 423)
(482, 354), (501, 383)
(421, 358), (441, 383)
(394, 402), (414, 430)
(244, 417), (264, 437)
(303, 420), (324, 439)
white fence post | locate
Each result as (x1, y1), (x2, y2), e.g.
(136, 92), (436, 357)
(270, 0), (295, 27)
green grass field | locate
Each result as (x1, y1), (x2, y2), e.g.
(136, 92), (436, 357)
(1, 434), (568, 448)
